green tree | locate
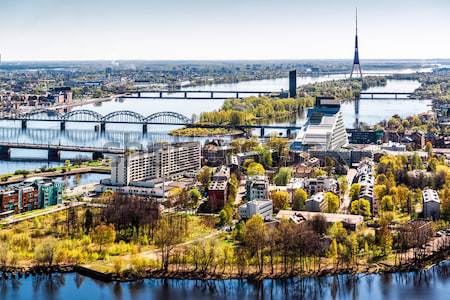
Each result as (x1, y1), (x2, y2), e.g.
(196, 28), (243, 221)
(325, 192), (339, 213)
(440, 186), (450, 221)
(188, 188), (202, 208)
(350, 199), (371, 218)
(327, 222), (347, 243)
(425, 141), (433, 157)
(380, 195), (395, 212)
(241, 215), (266, 273)
(273, 167), (292, 186)
(349, 183), (361, 201)
(338, 176), (348, 196)
(328, 238), (338, 258)
(197, 166), (212, 193)
(219, 204), (234, 226)
(247, 162), (265, 176)
(271, 190), (290, 212)
(256, 145), (272, 168)
(292, 188), (308, 210)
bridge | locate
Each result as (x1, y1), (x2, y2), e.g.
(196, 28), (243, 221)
(359, 91), (414, 99)
(0, 142), (128, 161)
(123, 90), (282, 100)
(0, 109), (302, 137)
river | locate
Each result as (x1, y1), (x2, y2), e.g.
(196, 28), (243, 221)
(0, 261), (449, 300)
(0, 68), (433, 173)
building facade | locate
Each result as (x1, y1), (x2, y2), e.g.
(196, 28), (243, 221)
(305, 192), (327, 212)
(0, 178), (63, 214)
(110, 142), (201, 186)
(239, 199), (273, 220)
(290, 97), (348, 152)
(422, 189), (440, 220)
(246, 175), (269, 201)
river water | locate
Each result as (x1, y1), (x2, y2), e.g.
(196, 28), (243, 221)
(0, 68), (433, 173)
(0, 261), (449, 300)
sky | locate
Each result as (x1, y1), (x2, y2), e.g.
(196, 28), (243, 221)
(0, 0), (449, 61)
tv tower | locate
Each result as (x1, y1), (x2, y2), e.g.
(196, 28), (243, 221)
(350, 8), (363, 79)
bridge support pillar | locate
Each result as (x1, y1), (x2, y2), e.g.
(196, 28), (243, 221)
(100, 122), (106, 133)
(137, 92), (141, 97)
(92, 152), (104, 161)
(184, 91), (187, 98)
(48, 149), (60, 161)
(0, 146), (11, 160)
(236, 92), (239, 98)
(371, 94), (374, 99)
(60, 121), (66, 131)
(354, 96), (360, 115)
(260, 128), (265, 138)
(210, 92), (214, 98)
(286, 129), (291, 137)
(159, 92), (163, 98)
(143, 124), (148, 134)
(395, 94), (397, 99)
(21, 120), (27, 130)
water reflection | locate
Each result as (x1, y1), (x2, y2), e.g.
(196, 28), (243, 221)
(0, 261), (448, 300)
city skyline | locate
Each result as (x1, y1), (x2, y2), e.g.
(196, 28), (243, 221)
(0, 0), (449, 61)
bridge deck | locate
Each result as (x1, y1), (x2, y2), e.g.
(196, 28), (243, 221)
(0, 142), (127, 154)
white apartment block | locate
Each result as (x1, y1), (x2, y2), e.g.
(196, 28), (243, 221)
(111, 142), (201, 186)
(422, 189), (440, 220)
(239, 199), (273, 220)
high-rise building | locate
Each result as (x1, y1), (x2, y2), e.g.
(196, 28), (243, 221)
(289, 70), (297, 98)
(290, 97), (348, 152)
(110, 142), (201, 186)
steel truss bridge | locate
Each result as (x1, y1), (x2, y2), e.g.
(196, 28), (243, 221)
(0, 109), (302, 136)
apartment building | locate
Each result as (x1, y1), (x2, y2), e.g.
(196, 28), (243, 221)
(110, 142), (201, 186)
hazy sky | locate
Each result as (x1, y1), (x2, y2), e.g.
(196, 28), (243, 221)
(0, 0), (449, 61)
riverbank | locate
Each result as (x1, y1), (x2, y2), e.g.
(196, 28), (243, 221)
(0, 165), (110, 186)
(1, 252), (448, 282)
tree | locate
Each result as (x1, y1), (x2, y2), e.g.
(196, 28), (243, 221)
(350, 199), (371, 218)
(271, 190), (290, 212)
(425, 141), (433, 158)
(273, 167), (292, 186)
(292, 188), (308, 210)
(325, 192), (339, 213)
(338, 176), (348, 196)
(241, 215), (266, 273)
(380, 195), (395, 212)
(154, 216), (185, 271)
(197, 166), (213, 193)
(90, 224), (116, 251)
(34, 237), (58, 266)
(188, 188), (202, 208)
(247, 162), (265, 176)
(327, 222), (347, 243)
(266, 137), (289, 166)
(328, 238), (338, 259)
(256, 145), (272, 168)
(219, 204), (233, 226)
(349, 183), (361, 201)
(228, 173), (239, 204)
(374, 185), (387, 202)
(411, 152), (422, 170)
(440, 186), (450, 221)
